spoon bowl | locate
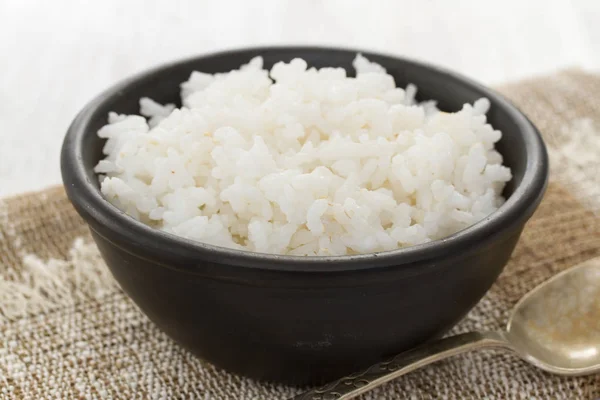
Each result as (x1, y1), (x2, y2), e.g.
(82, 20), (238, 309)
(506, 258), (600, 374)
(294, 257), (600, 399)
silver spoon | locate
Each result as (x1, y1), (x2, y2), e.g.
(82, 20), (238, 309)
(292, 257), (600, 400)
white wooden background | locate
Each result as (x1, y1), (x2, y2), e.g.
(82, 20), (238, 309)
(1, 0), (599, 197)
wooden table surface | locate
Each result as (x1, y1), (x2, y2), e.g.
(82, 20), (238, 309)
(1, 0), (598, 197)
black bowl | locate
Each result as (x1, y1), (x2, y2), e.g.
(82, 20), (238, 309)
(61, 46), (548, 385)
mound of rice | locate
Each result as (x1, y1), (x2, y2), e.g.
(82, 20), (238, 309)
(95, 55), (512, 256)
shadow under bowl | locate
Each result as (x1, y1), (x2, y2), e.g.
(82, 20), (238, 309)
(61, 46), (549, 385)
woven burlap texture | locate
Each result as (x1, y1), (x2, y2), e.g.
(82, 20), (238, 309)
(1, 70), (599, 399)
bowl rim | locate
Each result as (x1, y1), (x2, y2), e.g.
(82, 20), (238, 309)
(61, 45), (549, 273)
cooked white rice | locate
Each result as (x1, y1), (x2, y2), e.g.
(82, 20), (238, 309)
(95, 55), (512, 256)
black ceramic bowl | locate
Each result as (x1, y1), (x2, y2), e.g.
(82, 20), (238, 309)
(61, 47), (548, 385)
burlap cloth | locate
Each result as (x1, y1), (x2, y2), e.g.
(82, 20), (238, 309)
(1, 70), (600, 400)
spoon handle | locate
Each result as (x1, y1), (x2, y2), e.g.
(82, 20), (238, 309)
(291, 331), (508, 400)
